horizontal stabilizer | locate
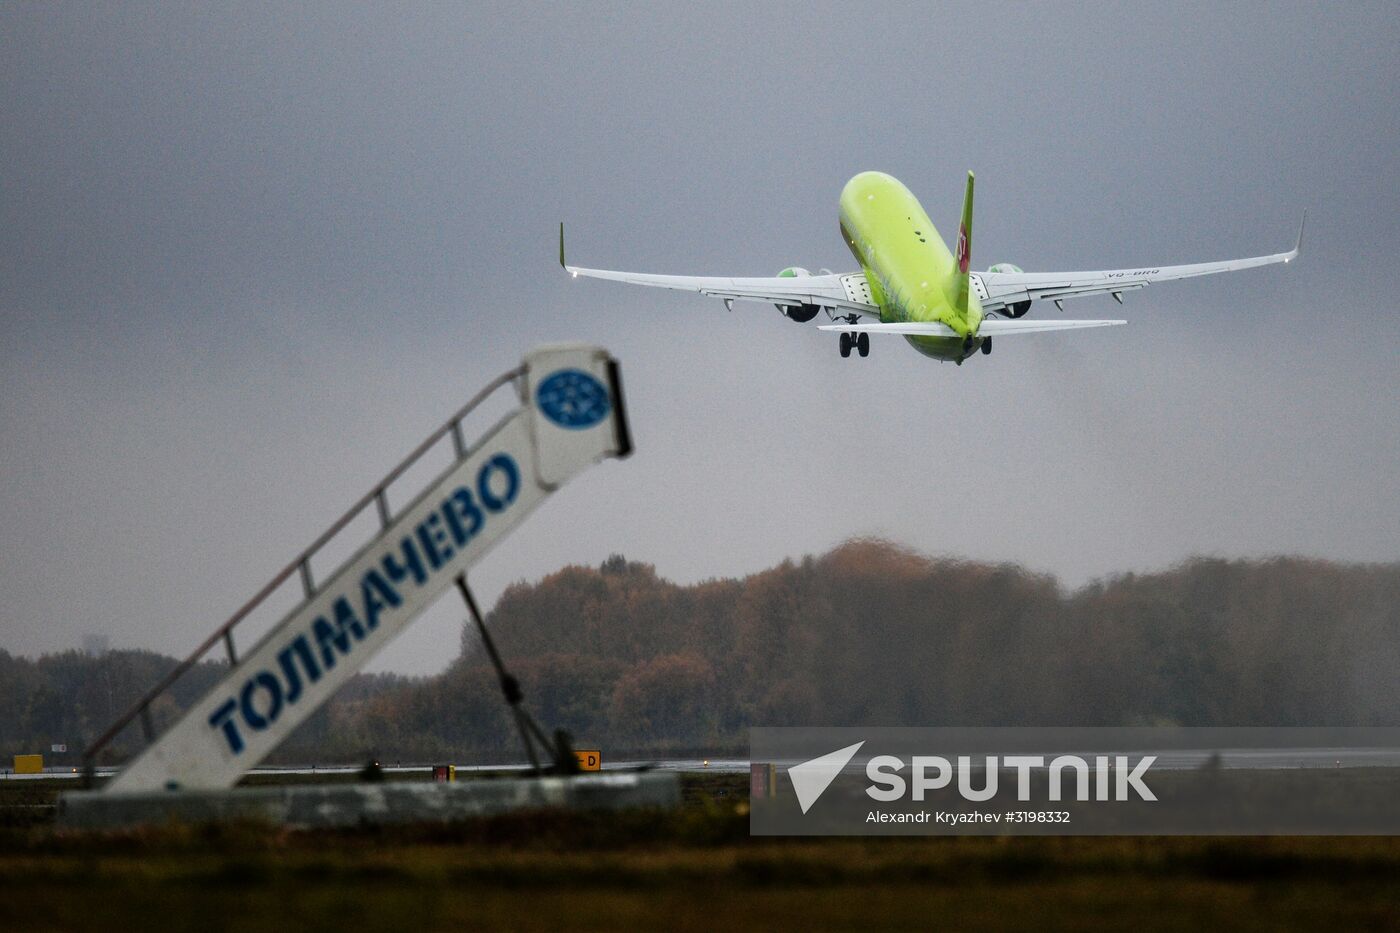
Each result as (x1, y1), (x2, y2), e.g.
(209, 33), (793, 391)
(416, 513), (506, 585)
(818, 319), (1126, 337)
(980, 319), (1125, 334)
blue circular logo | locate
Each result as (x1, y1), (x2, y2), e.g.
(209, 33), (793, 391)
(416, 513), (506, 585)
(536, 369), (611, 430)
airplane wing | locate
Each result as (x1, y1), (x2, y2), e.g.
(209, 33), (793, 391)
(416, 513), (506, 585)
(819, 319), (1125, 337)
(559, 224), (880, 319)
(975, 214), (1305, 315)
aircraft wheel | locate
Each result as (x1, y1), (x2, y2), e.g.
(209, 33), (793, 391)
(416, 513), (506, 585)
(839, 332), (852, 358)
(857, 332), (870, 357)
(981, 337), (992, 356)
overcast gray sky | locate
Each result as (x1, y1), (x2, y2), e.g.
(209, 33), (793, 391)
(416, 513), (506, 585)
(3, 2), (1398, 675)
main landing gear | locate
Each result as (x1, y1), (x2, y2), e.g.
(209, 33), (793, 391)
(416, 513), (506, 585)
(838, 331), (869, 359)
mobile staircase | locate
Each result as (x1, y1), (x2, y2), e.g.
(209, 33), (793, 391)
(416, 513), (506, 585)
(75, 345), (635, 803)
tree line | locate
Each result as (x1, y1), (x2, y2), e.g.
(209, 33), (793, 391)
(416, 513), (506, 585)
(4, 539), (1398, 765)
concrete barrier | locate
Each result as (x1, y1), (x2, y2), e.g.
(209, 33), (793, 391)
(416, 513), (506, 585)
(59, 771), (679, 829)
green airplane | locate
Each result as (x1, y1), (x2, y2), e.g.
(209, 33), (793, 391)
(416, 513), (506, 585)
(561, 171), (1303, 364)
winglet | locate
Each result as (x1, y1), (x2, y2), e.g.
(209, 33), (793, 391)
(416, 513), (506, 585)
(559, 222), (566, 269)
(1290, 210), (1305, 261)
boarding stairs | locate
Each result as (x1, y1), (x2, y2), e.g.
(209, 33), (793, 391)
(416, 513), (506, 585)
(85, 345), (630, 793)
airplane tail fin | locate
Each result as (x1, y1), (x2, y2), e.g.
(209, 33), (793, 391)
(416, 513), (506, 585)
(951, 171), (974, 313)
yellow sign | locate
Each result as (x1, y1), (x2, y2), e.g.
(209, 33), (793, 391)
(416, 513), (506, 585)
(13, 754), (43, 775)
(573, 749), (602, 772)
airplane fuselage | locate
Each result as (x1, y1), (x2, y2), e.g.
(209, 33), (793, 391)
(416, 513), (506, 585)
(839, 171), (985, 362)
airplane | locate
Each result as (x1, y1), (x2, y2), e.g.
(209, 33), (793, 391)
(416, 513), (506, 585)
(560, 171), (1303, 364)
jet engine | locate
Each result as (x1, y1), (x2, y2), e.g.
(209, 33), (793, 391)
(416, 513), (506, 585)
(987, 262), (1032, 317)
(773, 266), (820, 322)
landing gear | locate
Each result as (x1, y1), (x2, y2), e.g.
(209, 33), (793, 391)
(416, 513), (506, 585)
(838, 331), (869, 359)
(981, 337), (992, 356)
